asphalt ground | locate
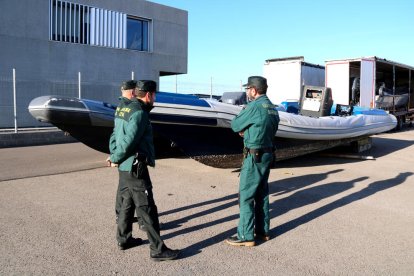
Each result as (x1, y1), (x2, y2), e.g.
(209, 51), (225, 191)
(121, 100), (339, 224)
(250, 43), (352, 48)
(0, 128), (413, 275)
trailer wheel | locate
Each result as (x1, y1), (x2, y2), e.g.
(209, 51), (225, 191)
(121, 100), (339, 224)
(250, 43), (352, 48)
(396, 116), (404, 131)
(402, 115), (406, 128)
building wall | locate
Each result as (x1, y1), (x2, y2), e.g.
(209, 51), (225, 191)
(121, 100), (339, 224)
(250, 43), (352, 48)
(0, 0), (188, 128)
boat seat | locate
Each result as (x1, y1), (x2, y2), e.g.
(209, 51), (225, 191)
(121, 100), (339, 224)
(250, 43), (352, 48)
(220, 92), (247, 105)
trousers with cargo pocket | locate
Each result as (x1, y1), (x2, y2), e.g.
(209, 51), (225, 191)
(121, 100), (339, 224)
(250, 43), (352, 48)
(116, 170), (165, 254)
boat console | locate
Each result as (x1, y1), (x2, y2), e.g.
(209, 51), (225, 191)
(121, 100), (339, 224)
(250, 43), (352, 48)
(299, 85), (333, 117)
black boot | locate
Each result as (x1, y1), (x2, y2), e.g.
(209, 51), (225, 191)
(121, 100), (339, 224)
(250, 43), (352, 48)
(150, 248), (180, 261)
(118, 238), (143, 250)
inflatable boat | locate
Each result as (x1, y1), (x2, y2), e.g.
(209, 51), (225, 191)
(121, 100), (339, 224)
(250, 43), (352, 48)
(28, 91), (397, 168)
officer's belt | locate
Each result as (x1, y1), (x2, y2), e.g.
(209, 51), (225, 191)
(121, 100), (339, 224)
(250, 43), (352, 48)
(245, 147), (273, 154)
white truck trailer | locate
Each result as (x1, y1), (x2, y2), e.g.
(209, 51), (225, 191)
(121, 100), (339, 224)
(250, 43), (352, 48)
(263, 56), (325, 105)
(325, 56), (414, 129)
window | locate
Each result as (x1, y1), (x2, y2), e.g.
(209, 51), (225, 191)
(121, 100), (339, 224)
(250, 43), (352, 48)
(127, 17), (149, 51)
(49, 0), (151, 52)
(50, 0), (89, 44)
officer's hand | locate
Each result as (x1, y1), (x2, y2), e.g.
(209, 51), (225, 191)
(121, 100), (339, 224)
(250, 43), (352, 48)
(106, 157), (118, 167)
(239, 131), (244, 137)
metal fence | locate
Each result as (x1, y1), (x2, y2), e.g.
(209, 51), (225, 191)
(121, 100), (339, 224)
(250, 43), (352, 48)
(159, 75), (243, 96)
(0, 69), (136, 131)
(0, 68), (242, 131)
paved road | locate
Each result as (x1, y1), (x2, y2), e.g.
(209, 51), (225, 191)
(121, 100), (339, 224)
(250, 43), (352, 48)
(0, 143), (108, 181)
(1, 129), (414, 275)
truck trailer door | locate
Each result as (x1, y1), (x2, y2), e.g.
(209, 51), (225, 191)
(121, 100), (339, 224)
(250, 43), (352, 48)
(326, 62), (349, 105)
(360, 59), (376, 107)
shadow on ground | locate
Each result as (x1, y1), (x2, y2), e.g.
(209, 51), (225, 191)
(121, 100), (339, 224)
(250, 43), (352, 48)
(158, 163), (412, 259)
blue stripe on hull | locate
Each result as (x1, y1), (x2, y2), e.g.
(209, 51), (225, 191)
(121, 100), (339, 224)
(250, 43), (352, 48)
(156, 92), (211, 107)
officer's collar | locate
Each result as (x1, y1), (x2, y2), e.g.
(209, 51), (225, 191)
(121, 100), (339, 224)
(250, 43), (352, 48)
(250, 94), (266, 102)
(119, 96), (138, 103)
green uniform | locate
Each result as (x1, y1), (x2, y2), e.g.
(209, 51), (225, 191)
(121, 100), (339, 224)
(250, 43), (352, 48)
(110, 97), (155, 171)
(231, 95), (279, 241)
(110, 97), (165, 254)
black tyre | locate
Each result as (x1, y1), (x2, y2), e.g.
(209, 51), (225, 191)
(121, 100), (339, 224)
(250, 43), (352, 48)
(396, 116), (404, 131)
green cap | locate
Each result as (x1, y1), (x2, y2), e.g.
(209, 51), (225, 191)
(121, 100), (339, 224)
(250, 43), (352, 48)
(243, 76), (268, 90)
(121, 80), (137, 90)
(137, 80), (157, 92)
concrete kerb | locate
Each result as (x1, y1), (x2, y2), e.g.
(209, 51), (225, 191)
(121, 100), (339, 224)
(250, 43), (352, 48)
(0, 128), (76, 148)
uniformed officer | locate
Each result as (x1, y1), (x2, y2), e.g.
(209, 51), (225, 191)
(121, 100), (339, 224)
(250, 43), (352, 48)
(108, 80), (179, 261)
(226, 76), (280, 247)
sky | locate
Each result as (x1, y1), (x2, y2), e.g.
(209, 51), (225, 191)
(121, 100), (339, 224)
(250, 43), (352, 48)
(151, 0), (414, 95)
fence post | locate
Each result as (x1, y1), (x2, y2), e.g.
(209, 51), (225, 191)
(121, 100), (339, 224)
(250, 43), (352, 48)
(13, 68), (17, 133)
(210, 76), (213, 99)
(78, 72), (81, 99)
